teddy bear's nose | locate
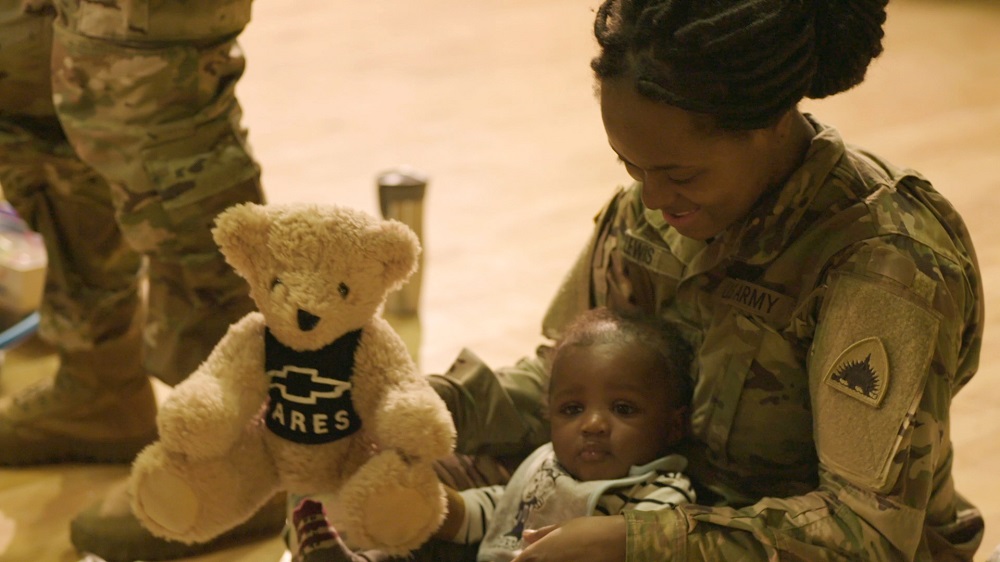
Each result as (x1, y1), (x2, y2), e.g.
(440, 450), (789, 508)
(297, 309), (321, 331)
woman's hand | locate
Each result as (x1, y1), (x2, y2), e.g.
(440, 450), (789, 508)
(512, 515), (627, 562)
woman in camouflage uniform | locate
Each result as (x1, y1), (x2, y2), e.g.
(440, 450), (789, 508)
(428, 0), (985, 560)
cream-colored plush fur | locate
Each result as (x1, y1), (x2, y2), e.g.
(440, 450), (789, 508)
(129, 203), (456, 555)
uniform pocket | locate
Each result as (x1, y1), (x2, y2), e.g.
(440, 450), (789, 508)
(694, 309), (765, 464)
(73, 0), (252, 42)
(693, 304), (816, 488)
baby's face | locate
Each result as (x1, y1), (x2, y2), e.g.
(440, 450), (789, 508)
(548, 342), (684, 481)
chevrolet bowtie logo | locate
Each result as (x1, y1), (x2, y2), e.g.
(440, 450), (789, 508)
(268, 366), (352, 405)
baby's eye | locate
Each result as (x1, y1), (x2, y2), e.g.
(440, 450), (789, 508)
(338, 282), (350, 298)
(270, 277), (282, 290)
(612, 402), (638, 416)
(558, 403), (584, 417)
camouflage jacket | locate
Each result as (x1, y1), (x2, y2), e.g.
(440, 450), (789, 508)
(433, 119), (984, 560)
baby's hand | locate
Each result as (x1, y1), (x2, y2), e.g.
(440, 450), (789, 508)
(521, 525), (557, 545)
(512, 516), (626, 562)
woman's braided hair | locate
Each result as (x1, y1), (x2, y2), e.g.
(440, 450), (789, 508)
(592, 0), (889, 130)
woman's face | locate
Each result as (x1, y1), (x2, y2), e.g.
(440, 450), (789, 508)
(600, 77), (796, 241)
(549, 342), (685, 481)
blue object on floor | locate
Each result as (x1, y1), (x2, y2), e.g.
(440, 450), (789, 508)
(0, 311), (39, 350)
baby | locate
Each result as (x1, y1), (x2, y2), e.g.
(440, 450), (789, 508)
(441, 307), (695, 561)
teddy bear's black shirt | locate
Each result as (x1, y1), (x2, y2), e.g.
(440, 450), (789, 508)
(264, 328), (363, 444)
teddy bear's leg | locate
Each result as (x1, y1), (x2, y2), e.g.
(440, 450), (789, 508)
(327, 450), (444, 556)
(129, 434), (279, 544)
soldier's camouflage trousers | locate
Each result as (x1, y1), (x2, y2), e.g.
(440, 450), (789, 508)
(0, 0), (262, 391)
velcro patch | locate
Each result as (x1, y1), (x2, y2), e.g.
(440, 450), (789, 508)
(811, 272), (939, 492)
(824, 337), (889, 407)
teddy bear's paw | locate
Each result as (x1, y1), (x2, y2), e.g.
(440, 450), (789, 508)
(361, 485), (436, 548)
(157, 388), (243, 460)
(376, 391), (456, 461)
(134, 469), (201, 536)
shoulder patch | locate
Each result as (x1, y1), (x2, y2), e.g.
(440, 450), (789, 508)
(824, 337), (889, 407)
(811, 272), (940, 492)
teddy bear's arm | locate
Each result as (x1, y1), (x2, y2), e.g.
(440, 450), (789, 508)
(156, 312), (270, 459)
(351, 318), (455, 463)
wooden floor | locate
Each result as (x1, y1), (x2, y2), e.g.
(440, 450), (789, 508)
(1, 0), (999, 560)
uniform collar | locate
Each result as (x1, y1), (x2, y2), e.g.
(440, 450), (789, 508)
(721, 115), (847, 266)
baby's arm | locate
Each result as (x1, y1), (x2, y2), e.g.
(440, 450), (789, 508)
(436, 484), (505, 544)
(433, 486), (466, 540)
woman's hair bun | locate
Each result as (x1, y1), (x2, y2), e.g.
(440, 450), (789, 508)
(591, 0), (890, 128)
(808, 0), (889, 99)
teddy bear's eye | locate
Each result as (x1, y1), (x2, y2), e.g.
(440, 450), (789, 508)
(338, 282), (350, 299)
(270, 277), (282, 291)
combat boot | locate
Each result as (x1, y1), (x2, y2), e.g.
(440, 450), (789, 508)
(0, 326), (157, 465)
(71, 479), (287, 561)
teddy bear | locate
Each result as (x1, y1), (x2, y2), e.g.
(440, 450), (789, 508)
(128, 202), (456, 556)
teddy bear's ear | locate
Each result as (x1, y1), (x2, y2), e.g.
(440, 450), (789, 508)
(212, 203), (271, 276)
(371, 219), (421, 291)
